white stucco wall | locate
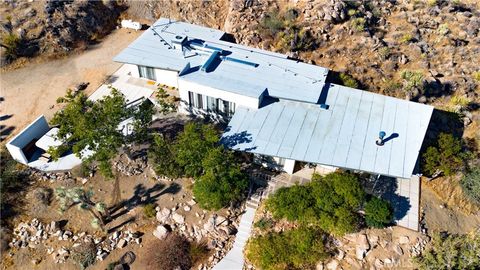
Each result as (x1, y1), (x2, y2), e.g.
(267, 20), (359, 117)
(123, 63), (140, 78)
(283, 159), (296, 174)
(6, 115), (50, 164)
(177, 79), (260, 114)
(154, 69), (179, 88)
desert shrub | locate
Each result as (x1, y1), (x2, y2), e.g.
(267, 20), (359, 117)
(449, 95), (470, 110)
(246, 226), (330, 270)
(267, 172), (365, 235)
(260, 11), (285, 36)
(400, 70), (424, 92)
(32, 187), (53, 206)
(189, 241), (210, 266)
(437, 23), (450, 35)
(148, 133), (183, 179)
(350, 17), (366, 32)
(426, 0), (437, 6)
(377, 46), (390, 60)
(1, 33), (20, 59)
(400, 33), (414, 43)
(364, 196), (393, 228)
(71, 162), (90, 178)
(382, 79), (403, 96)
(473, 71), (480, 82)
(461, 168), (480, 204)
(415, 232), (480, 270)
(422, 133), (463, 176)
(144, 234), (192, 270)
(71, 242), (96, 270)
(254, 217), (274, 230)
(193, 147), (248, 210)
(143, 203), (156, 218)
(259, 8), (315, 52)
(339, 73), (359, 88)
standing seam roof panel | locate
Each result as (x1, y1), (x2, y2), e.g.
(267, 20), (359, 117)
(345, 92), (374, 170)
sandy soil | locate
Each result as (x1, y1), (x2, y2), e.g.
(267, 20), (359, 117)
(421, 182), (480, 235)
(3, 166), (223, 270)
(0, 28), (142, 142)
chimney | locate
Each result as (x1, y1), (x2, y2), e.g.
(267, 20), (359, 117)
(376, 131), (386, 146)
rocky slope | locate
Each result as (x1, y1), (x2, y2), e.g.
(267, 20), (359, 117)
(0, 0), (124, 66)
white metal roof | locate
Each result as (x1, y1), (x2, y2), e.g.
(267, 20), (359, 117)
(114, 18), (329, 104)
(221, 84), (434, 179)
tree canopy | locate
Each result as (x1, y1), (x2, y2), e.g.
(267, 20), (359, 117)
(364, 196), (393, 228)
(422, 133), (463, 177)
(246, 226), (330, 270)
(193, 147), (249, 210)
(266, 171), (365, 235)
(50, 88), (153, 177)
(174, 122), (219, 178)
(148, 122), (249, 210)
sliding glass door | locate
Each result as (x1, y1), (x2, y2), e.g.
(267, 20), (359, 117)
(138, 66), (156, 81)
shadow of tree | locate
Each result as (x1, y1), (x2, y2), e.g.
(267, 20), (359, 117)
(107, 182), (181, 224)
(361, 175), (411, 221)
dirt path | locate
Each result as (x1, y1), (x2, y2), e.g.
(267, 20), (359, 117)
(0, 28), (142, 141)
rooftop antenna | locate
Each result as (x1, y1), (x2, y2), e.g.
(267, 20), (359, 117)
(376, 131), (386, 146)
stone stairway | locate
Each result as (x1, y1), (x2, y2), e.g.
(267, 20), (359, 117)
(212, 189), (261, 270)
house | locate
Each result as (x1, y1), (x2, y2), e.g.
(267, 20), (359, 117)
(113, 18), (434, 179)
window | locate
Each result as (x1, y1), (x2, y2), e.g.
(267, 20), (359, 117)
(197, 93), (204, 109)
(206, 96), (218, 112)
(187, 91), (235, 118)
(138, 66), (156, 81)
(220, 100), (236, 117)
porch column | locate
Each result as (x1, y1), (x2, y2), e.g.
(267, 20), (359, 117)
(283, 159), (296, 174)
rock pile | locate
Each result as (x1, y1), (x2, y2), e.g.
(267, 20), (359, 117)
(154, 205), (242, 269)
(9, 218), (141, 264)
(114, 154), (147, 176)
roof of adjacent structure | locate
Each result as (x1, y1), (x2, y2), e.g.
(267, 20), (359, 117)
(114, 18), (329, 103)
(221, 84), (434, 179)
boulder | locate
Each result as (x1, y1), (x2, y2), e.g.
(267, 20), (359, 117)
(398, 235), (410, 245)
(326, 259), (338, 270)
(172, 213), (185, 224)
(156, 208), (171, 223)
(153, 225), (169, 240)
(355, 233), (370, 260)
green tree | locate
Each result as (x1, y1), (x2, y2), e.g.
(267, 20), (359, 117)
(415, 232), (480, 270)
(174, 122), (219, 178)
(422, 133), (463, 176)
(155, 86), (177, 114)
(364, 196), (393, 228)
(50, 88), (153, 177)
(461, 168), (480, 204)
(246, 226), (330, 270)
(148, 133), (183, 179)
(193, 147), (248, 210)
(267, 172), (365, 235)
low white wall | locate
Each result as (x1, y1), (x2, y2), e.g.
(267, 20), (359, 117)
(6, 115), (50, 164)
(253, 154), (296, 174)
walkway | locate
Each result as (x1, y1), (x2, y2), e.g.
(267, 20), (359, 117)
(212, 192), (261, 270)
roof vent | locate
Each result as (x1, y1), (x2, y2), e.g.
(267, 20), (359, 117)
(376, 131), (386, 146)
(171, 35), (187, 52)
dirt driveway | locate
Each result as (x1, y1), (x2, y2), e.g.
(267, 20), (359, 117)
(0, 28), (142, 141)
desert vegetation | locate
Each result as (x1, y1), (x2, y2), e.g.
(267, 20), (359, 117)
(149, 122), (249, 210)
